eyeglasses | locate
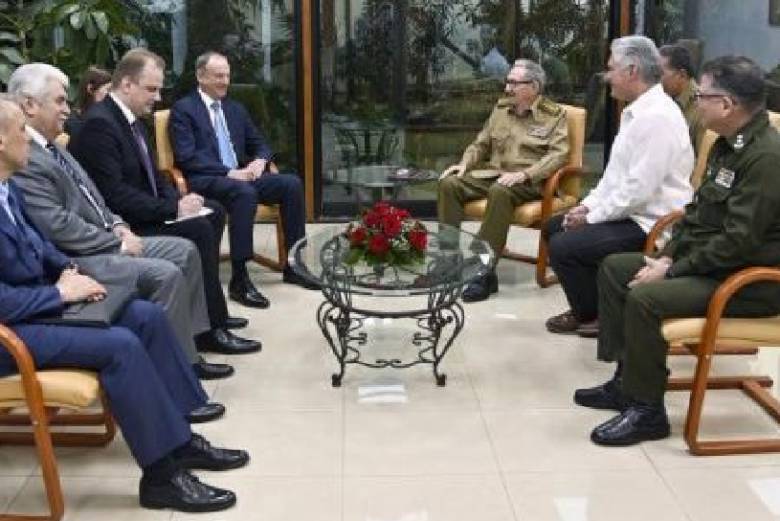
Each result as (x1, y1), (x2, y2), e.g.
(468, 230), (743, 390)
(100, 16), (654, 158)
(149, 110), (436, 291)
(506, 79), (534, 86)
(693, 91), (730, 102)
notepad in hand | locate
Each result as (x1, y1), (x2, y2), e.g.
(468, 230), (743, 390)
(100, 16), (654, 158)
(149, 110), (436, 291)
(164, 207), (214, 224)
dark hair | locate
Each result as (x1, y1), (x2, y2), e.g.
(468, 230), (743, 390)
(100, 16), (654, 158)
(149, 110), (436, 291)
(700, 55), (767, 112)
(112, 48), (165, 89)
(77, 66), (111, 114)
(659, 44), (695, 78)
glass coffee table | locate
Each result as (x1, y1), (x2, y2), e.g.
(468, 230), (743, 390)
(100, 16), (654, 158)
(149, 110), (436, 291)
(289, 223), (494, 386)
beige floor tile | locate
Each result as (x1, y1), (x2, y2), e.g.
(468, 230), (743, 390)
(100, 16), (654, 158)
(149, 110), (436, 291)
(195, 410), (343, 477)
(483, 410), (653, 473)
(171, 476), (341, 521)
(344, 409), (498, 476)
(343, 363), (479, 412)
(7, 476), (168, 521)
(34, 434), (140, 478)
(342, 474), (515, 521)
(0, 446), (39, 477)
(505, 470), (687, 521)
(0, 476), (28, 514)
(661, 466), (780, 521)
(215, 371), (344, 411)
(643, 391), (780, 468)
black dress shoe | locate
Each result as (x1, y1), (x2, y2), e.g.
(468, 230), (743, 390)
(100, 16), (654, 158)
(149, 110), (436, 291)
(196, 328), (261, 355)
(186, 402), (226, 424)
(574, 377), (628, 411)
(462, 271), (498, 303)
(283, 268), (321, 290)
(192, 358), (235, 380)
(140, 469), (236, 512)
(176, 433), (250, 471)
(229, 277), (270, 308)
(225, 316), (248, 329)
(591, 404), (671, 446)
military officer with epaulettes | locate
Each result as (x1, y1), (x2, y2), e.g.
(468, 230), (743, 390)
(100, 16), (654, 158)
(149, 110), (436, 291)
(576, 55), (780, 447)
(659, 44), (706, 156)
(438, 59), (569, 302)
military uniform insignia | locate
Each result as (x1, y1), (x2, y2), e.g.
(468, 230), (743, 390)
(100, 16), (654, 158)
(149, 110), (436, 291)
(733, 134), (745, 151)
(714, 168), (735, 188)
(537, 97), (562, 116)
(527, 125), (551, 138)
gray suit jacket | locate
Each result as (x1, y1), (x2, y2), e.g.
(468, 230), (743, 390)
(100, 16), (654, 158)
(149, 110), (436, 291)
(14, 141), (125, 256)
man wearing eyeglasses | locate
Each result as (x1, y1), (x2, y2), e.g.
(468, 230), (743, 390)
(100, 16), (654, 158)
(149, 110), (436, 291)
(579, 55), (780, 446)
(438, 59), (569, 302)
(545, 35), (693, 338)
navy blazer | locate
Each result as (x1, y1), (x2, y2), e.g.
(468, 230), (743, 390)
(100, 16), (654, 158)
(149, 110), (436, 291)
(169, 91), (273, 179)
(69, 96), (181, 229)
(0, 181), (69, 326)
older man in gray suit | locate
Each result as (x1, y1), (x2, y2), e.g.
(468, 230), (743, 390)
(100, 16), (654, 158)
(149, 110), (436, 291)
(7, 63), (256, 382)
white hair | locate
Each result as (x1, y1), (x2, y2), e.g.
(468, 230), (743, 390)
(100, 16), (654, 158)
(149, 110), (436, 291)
(513, 59), (547, 92)
(611, 35), (662, 84)
(7, 63), (70, 101)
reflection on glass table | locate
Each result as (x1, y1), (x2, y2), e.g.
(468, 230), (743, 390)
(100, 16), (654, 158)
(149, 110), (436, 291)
(289, 223), (494, 386)
(327, 164), (438, 209)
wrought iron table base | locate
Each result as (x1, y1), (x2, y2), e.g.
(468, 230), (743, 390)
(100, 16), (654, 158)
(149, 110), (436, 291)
(316, 296), (465, 387)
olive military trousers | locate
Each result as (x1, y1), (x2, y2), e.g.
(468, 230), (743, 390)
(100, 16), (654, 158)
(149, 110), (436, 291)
(438, 172), (541, 257)
(598, 252), (780, 404)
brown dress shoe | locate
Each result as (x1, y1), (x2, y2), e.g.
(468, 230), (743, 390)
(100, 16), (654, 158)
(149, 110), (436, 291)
(545, 309), (581, 334)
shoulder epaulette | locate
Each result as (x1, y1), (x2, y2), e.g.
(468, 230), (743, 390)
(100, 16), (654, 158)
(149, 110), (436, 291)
(496, 97), (514, 109)
(538, 97), (563, 117)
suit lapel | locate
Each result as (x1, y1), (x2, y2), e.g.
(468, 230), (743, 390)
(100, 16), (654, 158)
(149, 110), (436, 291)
(193, 93), (220, 152)
(223, 100), (241, 150)
(105, 96), (150, 175)
(0, 202), (20, 245)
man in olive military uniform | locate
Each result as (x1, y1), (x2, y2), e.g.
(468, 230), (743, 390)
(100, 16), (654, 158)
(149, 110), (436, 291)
(660, 44), (706, 155)
(438, 59), (569, 302)
(576, 56), (780, 446)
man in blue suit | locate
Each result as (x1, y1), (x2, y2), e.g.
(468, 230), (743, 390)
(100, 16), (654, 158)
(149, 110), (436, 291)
(169, 51), (316, 307)
(0, 97), (248, 513)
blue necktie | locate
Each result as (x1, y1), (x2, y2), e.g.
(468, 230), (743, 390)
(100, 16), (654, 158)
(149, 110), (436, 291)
(0, 182), (16, 226)
(211, 101), (238, 169)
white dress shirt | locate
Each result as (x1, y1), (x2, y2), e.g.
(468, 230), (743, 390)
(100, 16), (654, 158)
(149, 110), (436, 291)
(582, 83), (694, 233)
(109, 92), (137, 125)
(199, 89), (227, 131)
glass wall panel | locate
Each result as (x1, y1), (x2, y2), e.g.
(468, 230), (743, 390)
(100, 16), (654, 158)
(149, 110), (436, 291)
(139, 0), (300, 170)
(649, 0), (780, 112)
(318, 0), (610, 218)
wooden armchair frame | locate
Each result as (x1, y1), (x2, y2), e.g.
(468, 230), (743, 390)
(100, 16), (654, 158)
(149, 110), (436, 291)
(0, 325), (115, 521)
(675, 267), (780, 455)
(153, 109), (286, 272)
(644, 210), (780, 454)
(463, 104), (587, 288)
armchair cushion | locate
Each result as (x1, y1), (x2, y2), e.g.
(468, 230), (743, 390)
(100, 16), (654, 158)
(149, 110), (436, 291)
(464, 194), (578, 227)
(663, 315), (780, 348)
(0, 369), (100, 409)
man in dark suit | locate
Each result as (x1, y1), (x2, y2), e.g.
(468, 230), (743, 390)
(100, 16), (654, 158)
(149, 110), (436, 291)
(8, 62), (237, 380)
(0, 96), (247, 512)
(69, 49), (261, 354)
(169, 51), (315, 306)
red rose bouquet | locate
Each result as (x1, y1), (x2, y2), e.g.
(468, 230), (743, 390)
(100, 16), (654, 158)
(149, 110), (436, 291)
(345, 201), (428, 266)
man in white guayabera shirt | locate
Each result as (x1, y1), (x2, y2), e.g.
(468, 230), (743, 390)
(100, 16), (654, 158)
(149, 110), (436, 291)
(544, 35), (694, 338)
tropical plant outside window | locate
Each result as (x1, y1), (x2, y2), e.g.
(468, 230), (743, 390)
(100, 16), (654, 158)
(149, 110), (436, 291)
(319, 0), (609, 217)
